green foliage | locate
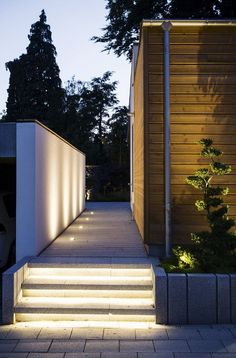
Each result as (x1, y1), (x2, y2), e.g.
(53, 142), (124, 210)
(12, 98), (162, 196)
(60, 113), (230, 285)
(5, 10), (65, 131)
(173, 138), (236, 272)
(93, 1), (236, 60)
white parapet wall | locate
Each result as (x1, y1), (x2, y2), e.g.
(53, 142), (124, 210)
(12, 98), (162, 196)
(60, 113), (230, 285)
(16, 121), (85, 260)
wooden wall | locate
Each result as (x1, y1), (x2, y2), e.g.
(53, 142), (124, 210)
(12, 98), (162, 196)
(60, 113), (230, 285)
(133, 38), (145, 239)
(135, 23), (236, 247)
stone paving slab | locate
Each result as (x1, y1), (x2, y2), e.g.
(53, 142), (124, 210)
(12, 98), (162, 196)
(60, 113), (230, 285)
(0, 342), (17, 352)
(38, 327), (72, 339)
(28, 354), (64, 358)
(198, 328), (234, 340)
(102, 353), (137, 358)
(6, 328), (40, 339)
(104, 329), (135, 340)
(49, 340), (85, 352)
(120, 340), (154, 353)
(84, 340), (119, 352)
(166, 328), (201, 340)
(174, 354), (211, 358)
(138, 354), (174, 358)
(71, 328), (103, 340)
(135, 330), (168, 340)
(65, 354), (100, 358)
(187, 339), (227, 353)
(14, 340), (52, 353)
(153, 340), (190, 352)
(0, 354), (28, 358)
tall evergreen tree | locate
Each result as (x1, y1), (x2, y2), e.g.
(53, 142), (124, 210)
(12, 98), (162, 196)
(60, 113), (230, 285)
(5, 10), (64, 132)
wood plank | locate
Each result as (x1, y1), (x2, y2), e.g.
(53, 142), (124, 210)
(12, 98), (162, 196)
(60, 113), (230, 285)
(149, 74), (236, 85)
(149, 123), (236, 134)
(149, 54), (236, 64)
(169, 84), (236, 94)
(149, 44), (236, 55)
(149, 93), (236, 104)
(149, 143), (236, 154)
(149, 152), (236, 165)
(149, 63), (236, 75)
(149, 133), (236, 144)
(148, 33), (236, 45)
(151, 114), (236, 124)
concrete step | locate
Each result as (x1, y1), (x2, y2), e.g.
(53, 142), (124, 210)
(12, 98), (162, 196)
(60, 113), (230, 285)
(26, 276), (152, 285)
(15, 302), (156, 322)
(17, 296), (154, 308)
(15, 312), (155, 322)
(22, 282), (152, 292)
(28, 267), (152, 278)
(23, 287), (153, 298)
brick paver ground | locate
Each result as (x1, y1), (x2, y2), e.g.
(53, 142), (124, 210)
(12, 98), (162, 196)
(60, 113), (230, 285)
(0, 324), (236, 357)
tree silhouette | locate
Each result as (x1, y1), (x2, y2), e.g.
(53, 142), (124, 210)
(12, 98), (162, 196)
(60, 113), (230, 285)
(5, 10), (64, 132)
(93, 0), (236, 60)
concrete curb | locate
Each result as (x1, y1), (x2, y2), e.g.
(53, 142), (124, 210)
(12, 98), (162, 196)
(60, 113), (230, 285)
(2, 257), (30, 324)
(153, 267), (236, 324)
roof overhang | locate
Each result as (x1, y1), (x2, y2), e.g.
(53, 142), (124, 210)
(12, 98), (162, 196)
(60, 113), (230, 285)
(142, 19), (236, 27)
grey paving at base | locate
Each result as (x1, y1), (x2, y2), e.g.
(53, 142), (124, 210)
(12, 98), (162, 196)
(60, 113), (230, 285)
(0, 325), (236, 356)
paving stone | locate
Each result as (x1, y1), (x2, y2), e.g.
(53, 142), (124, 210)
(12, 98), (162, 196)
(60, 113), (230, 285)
(7, 328), (41, 339)
(28, 354), (64, 358)
(229, 328), (236, 338)
(154, 340), (190, 352)
(0, 326), (11, 339)
(135, 329), (168, 340)
(167, 328), (201, 340)
(104, 329), (135, 340)
(221, 339), (236, 352)
(138, 354), (174, 358)
(38, 327), (72, 339)
(187, 340), (226, 353)
(212, 354), (236, 358)
(49, 340), (85, 353)
(102, 353), (137, 358)
(0, 354), (28, 358)
(199, 328), (234, 340)
(65, 354), (100, 358)
(120, 340), (154, 353)
(187, 274), (216, 324)
(168, 274), (187, 324)
(174, 354), (211, 358)
(0, 343), (17, 353)
(84, 340), (119, 352)
(14, 340), (52, 353)
(71, 328), (103, 339)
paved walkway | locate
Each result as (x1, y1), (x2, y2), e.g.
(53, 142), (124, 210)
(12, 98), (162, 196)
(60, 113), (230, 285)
(41, 202), (147, 258)
(0, 324), (236, 356)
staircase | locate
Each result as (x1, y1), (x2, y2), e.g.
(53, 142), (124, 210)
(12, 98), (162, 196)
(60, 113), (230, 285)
(14, 262), (156, 324)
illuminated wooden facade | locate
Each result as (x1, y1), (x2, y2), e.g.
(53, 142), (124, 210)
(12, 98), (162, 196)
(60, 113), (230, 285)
(130, 20), (236, 255)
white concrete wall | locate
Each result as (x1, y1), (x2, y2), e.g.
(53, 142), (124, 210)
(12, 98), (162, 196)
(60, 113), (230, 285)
(16, 122), (85, 260)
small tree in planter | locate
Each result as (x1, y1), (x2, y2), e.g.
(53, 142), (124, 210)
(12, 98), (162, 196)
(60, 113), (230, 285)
(174, 138), (236, 272)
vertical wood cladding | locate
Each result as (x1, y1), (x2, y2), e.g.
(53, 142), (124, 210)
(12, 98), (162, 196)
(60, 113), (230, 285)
(133, 39), (145, 239)
(136, 24), (236, 246)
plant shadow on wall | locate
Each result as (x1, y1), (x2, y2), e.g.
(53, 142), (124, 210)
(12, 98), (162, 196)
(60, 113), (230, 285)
(163, 27), (236, 273)
(163, 138), (236, 273)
